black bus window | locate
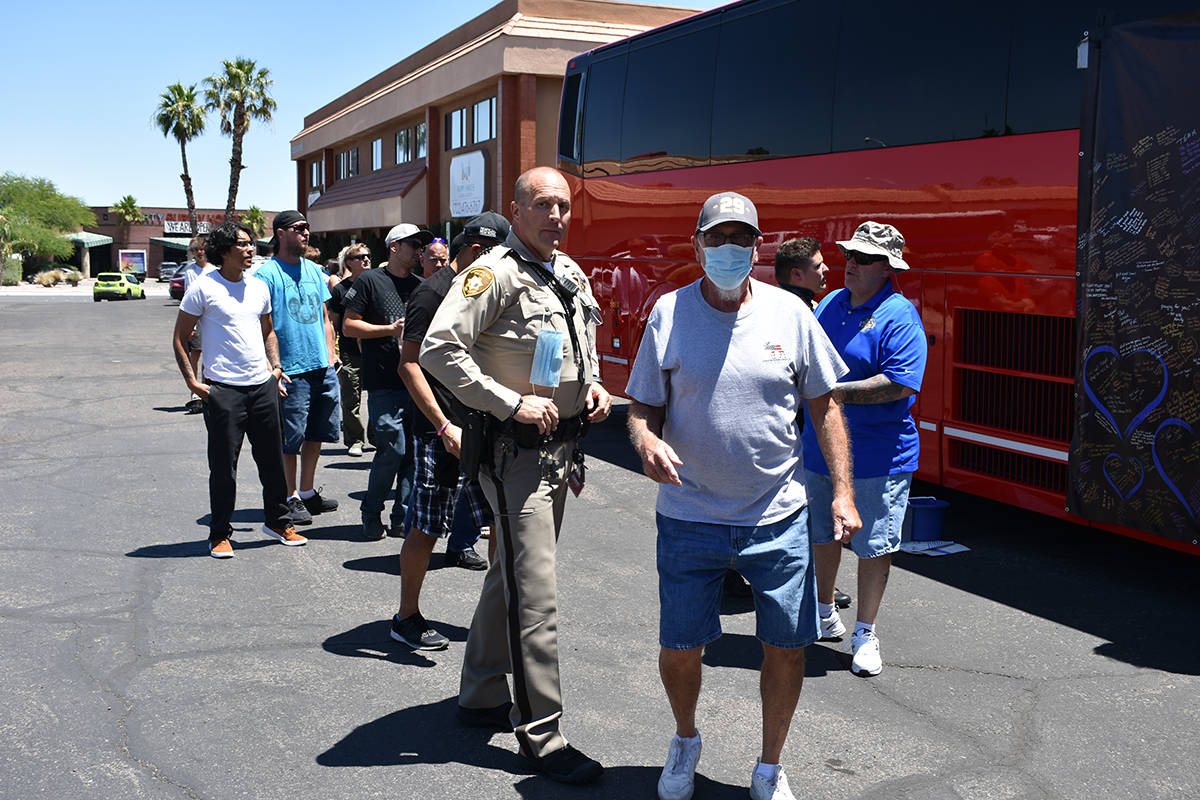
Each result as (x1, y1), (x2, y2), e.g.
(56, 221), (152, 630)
(711, 2), (837, 160)
(831, 1), (1010, 152)
(559, 72), (583, 162)
(581, 54), (627, 169)
(621, 26), (719, 170)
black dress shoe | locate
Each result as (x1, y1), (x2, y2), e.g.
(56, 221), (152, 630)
(525, 744), (603, 785)
(834, 587), (852, 608)
(456, 702), (513, 731)
(445, 546), (488, 570)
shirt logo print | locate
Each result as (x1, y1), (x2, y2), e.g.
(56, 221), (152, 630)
(859, 316), (877, 332)
(764, 341), (789, 362)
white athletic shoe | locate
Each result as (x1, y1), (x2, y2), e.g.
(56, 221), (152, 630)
(850, 628), (883, 676)
(749, 761), (796, 800)
(819, 611), (846, 640)
(658, 733), (702, 800)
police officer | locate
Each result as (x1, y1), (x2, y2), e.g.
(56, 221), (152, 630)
(420, 166), (611, 785)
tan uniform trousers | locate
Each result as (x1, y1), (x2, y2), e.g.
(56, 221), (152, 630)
(459, 435), (576, 759)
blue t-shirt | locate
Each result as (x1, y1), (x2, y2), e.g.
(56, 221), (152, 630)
(254, 256), (332, 374)
(801, 283), (926, 478)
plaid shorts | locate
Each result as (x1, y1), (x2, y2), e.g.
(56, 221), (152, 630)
(411, 435), (491, 537)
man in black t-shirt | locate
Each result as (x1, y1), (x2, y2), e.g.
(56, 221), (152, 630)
(388, 212), (510, 650)
(343, 223), (430, 543)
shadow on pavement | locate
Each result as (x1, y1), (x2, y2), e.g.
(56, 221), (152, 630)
(700, 632), (845, 678)
(343, 553), (400, 576)
(126, 538), (274, 558)
(895, 482), (1200, 675)
(514, 767), (744, 799)
(300, 523), (372, 542)
(152, 405), (194, 414)
(323, 619), (470, 663)
(323, 460), (372, 470)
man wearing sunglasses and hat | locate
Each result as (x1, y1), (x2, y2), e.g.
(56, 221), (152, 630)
(342, 222), (432, 544)
(627, 191), (860, 800)
(800, 221), (927, 678)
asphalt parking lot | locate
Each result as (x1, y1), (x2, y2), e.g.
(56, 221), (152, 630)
(1, 291), (1197, 800)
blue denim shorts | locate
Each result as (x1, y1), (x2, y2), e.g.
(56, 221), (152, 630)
(805, 469), (912, 558)
(656, 507), (818, 651)
(279, 366), (341, 454)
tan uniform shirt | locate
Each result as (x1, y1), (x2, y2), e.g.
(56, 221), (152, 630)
(420, 232), (601, 421)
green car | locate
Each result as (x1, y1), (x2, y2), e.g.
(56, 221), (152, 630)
(94, 272), (146, 301)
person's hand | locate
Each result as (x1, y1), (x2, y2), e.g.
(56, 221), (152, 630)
(637, 433), (683, 486)
(390, 317), (405, 337)
(274, 367), (291, 397)
(441, 423), (462, 458)
(831, 493), (862, 542)
(586, 383), (612, 423)
(513, 395), (559, 434)
(188, 381), (211, 402)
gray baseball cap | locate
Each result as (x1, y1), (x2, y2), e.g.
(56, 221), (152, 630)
(836, 221), (910, 271)
(385, 223), (435, 248)
(696, 191), (761, 236)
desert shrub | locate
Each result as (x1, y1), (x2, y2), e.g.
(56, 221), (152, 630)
(2, 257), (21, 286)
(33, 269), (63, 286)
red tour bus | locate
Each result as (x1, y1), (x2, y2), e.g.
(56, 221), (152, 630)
(555, 0), (1199, 553)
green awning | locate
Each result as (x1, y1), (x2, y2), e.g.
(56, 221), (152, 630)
(149, 236), (192, 251)
(62, 231), (113, 248)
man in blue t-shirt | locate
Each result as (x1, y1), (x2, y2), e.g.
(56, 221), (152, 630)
(254, 210), (342, 526)
(800, 221), (928, 678)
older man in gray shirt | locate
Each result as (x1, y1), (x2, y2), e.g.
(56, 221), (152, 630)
(626, 191), (860, 800)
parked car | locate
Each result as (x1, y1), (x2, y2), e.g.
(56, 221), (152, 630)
(169, 271), (186, 301)
(94, 272), (146, 301)
(158, 262), (180, 282)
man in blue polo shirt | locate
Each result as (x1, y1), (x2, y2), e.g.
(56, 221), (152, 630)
(800, 220), (926, 678)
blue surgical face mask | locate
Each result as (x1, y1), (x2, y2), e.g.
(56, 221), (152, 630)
(702, 244), (754, 290)
(530, 328), (565, 387)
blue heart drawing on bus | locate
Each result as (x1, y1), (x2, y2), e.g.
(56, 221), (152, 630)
(1152, 418), (1198, 524)
(1081, 346), (1167, 440)
(1103, 453), (1144, 500)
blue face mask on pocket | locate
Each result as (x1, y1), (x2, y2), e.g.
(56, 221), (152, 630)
(530, 329), (565, 387)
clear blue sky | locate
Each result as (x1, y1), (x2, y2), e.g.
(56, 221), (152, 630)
(0, 0), (713, 214)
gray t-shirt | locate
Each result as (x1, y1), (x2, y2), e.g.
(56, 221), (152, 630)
(626, 279), (847, 526)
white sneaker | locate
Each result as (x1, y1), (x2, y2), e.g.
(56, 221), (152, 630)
(749, 760), (796, 800)
(658, 733), (702, 800)
(850, 628), (883, 676)
(819, 611), (846, 640)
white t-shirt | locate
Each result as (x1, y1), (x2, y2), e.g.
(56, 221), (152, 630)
(182, 261), (214, 294)
(626, 279), (847, 526)
(180, 271), (273, 386)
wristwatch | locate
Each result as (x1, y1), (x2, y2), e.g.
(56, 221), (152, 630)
(509, 397), (523, 419)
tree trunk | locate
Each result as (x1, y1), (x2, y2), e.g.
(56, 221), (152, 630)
(180, 139), (198, 236)
(225, 104), (247, 221)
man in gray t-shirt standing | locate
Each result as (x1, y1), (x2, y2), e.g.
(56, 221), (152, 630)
(626, 191), (860, 800)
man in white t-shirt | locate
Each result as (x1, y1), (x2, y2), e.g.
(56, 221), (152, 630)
(171, 221), (307, 558)
(181, 235), (213, 413)
(626, 192), (861, 800)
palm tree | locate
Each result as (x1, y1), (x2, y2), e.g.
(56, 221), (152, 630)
(240, 206), (268, 239)
(110, 195), (142, 255)
(203, 58), (277, 220)
(154, 83), (206, 236)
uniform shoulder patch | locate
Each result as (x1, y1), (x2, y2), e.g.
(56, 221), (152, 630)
(462, 267), (494, 298)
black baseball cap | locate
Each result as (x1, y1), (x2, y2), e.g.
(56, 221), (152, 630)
(462, 211), (510, 244)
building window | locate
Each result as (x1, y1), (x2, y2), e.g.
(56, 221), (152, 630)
(336, 147), (360, 180)
(348, 146), (359, 177)
(415, 122), (427, 158)
(396, 129), (412, 163)
(336, 151), (347, 180)
(446, 108), (467, 150)
(473, 97), (496, 143)
(310, 160), (324, 189)
(371, 138), (382, 170)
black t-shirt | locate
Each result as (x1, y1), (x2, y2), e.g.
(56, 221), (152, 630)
(402, 265), (458, 436)
(343, 268), (421, 390)
(327, 277), (360, 357)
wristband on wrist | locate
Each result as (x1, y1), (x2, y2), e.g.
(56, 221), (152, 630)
(272, 363), (283, 372)
(437, 420), (451, 437)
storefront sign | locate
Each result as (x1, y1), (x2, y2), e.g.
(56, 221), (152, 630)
(449, 151), (486, 217)
(119, 250), (147, 275)
(163, 212), (227, 235)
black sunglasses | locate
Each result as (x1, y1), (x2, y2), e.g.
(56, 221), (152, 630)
(845, 250), (886, 265)
(286, 223), (310, 233)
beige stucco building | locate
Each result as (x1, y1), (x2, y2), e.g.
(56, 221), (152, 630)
(290, 0), (694, 247)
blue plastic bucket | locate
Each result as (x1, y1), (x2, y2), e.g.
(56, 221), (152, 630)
(901, 496), (950, 542)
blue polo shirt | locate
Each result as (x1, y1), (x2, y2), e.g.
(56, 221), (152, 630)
(801, 283), (926, 478)
(254, 256), (331, 374)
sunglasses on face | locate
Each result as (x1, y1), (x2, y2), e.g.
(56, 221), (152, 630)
(347, 253), (370, 261)
(287, 223), (310, 233)
(845, 250), (886, 265)
(700, 230), (757, 248)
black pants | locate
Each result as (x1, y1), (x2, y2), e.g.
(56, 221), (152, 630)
(203, 377), (291, 541)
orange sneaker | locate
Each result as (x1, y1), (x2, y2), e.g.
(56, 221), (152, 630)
(262, 524), (307, 546)
(209, 538), (234, 558)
